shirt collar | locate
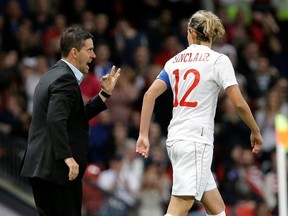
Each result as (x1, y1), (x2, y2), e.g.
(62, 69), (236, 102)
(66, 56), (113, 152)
(61, 59), (84, 85)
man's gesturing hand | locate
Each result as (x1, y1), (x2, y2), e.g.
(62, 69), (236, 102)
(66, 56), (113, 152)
(100, 65), (121, 95)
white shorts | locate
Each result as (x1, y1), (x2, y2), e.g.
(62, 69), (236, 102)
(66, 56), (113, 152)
(166, 140), (217, 201)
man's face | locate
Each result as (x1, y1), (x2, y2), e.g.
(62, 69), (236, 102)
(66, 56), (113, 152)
(76, 38), (96, 74)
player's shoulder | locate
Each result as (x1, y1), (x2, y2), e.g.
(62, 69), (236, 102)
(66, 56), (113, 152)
(208, 47), (223, 58)
(209, 49), (231, 65)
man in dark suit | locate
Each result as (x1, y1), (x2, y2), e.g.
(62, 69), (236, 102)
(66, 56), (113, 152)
(20, 26), (120, 216)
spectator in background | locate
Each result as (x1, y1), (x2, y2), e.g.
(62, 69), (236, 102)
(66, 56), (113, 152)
(1, 0), (26, 52)
(148, 121), (166, 149)
(80, 10), (96, 34)
(97, 153), (140, 216)
(215, 96), (251, 171)
(219, 145), (246, 206)
(237, 41), (262, 101)
(238, 148), (265, 202)
(177, 18), (190, 48)
(93, 42), (114, 80)
(168, 0), (201, 23)
(22, 55), (48, 114)
(269, 76), (288, 103)
(131, 45), (152, 77)
(0, 92), (30, 178)
(255, 89), (286, 168)
(249, 9), (280, 51)
(0, 93), (30, 139)
(92, 13), (110, 42)
(152, 33), (184, 67)
(145, 144), (171, 178)
(113, 18), (149, 65)
(145, 8), (178, 56)
(0, 50), (24, 97)
(138, 161), (171, 216)
(107, 65), (140, 124)
(14, 18), (42, 57)
(127, 108), (141, 140)
(220, 146), (267, 215)
(266, 34), (288, 77)
(129, 45), (155, 102)
(41, 13), (67, 65)
(232, 148), (267, 216)
(122, 138), (144, 185)
(88, 110), (113, 168)
(253, 56), (279, 102)
(28, 0), (54, 35)
(227, 9), (250, 50)
(92, 13), (115, 57)
(137, 0), (164, 32)
(102, 120), (133, 163)
(64, 0), (87, 25)
(253, 200), (273, 216)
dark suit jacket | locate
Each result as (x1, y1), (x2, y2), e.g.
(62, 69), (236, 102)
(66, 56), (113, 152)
(20, 60), (107, 186)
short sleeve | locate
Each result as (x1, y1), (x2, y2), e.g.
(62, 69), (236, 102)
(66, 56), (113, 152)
(214, 54), (238, 90)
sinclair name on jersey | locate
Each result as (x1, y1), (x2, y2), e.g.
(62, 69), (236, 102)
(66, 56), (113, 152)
(172, 52), (210, 63)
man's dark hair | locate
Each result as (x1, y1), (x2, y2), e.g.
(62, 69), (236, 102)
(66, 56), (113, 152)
(60, 25), (93, 57)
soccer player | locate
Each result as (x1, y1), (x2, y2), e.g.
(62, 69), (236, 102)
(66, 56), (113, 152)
(136, 10), (263, 216)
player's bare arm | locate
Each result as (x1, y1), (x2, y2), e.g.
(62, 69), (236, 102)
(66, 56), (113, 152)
(225, 85), (263, 154)
(136, 79), (167, 158)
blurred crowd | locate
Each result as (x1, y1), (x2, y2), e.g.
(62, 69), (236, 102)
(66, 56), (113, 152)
(0, 0), (288, 216)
